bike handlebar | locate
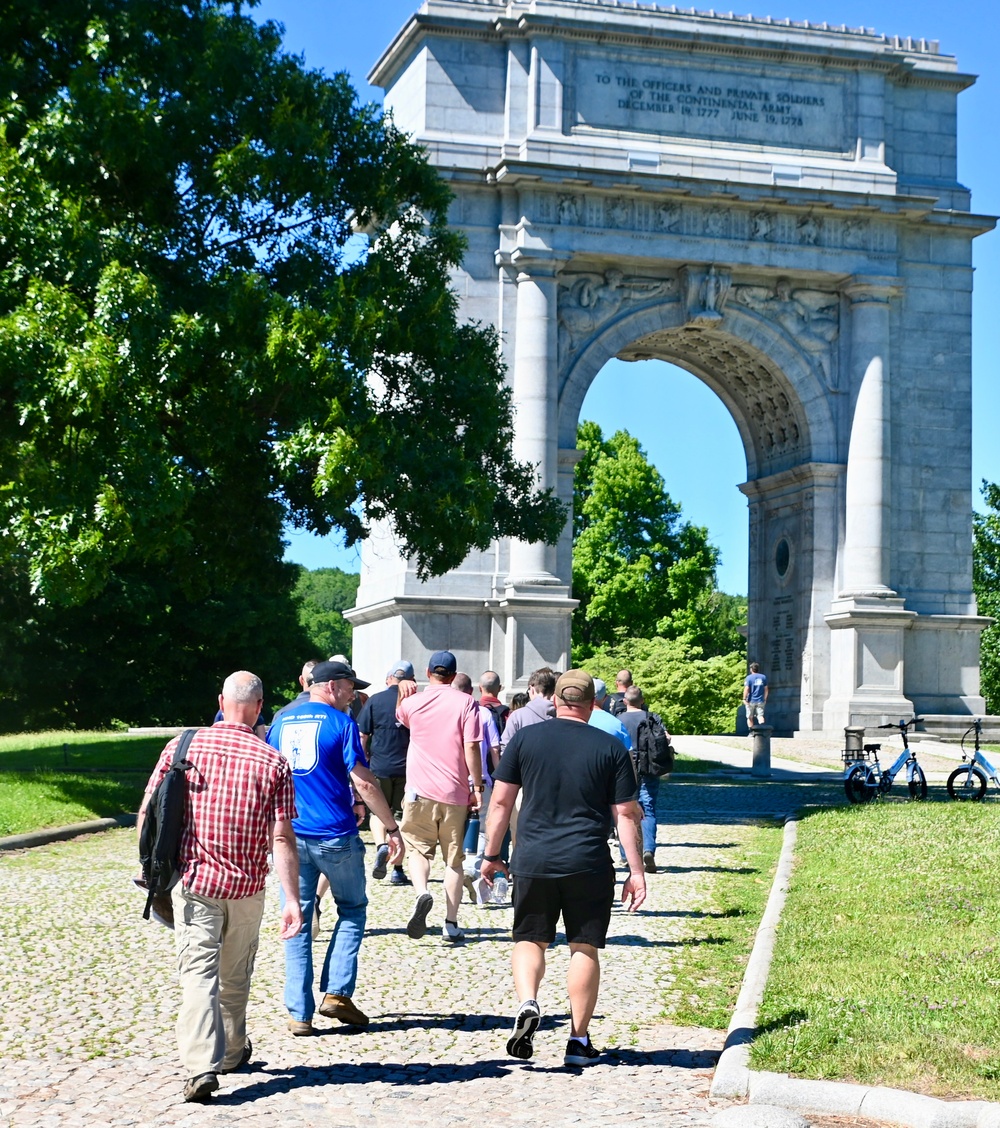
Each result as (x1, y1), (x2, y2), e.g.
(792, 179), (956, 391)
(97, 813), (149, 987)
(876, 717), (923, 731)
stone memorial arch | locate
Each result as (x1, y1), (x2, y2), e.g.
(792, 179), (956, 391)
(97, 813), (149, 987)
(346, 0), (995, 733)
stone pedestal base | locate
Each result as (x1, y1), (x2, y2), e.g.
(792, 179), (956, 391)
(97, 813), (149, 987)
(345, 588), (576, 693)
(823, 594), (917, 729)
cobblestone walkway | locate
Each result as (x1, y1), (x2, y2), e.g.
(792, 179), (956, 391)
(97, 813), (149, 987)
(0, 771), (864, 1127)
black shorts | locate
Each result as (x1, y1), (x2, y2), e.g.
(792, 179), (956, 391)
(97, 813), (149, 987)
(377, 775), (406, 820)
(512, 866), (616, 948)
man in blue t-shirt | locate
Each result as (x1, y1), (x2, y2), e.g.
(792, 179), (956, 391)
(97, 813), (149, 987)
(743, 662), (769, 729)
(268, 660), (404, 1034)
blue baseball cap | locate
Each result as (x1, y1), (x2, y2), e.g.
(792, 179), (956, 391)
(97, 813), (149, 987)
(387, 660), (414, 680)
(428, 650), (457, 675)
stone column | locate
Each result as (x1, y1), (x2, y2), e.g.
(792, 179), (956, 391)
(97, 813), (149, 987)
(841, 277), (897, 597)
(824, 275), (915, 729)
(506, 260), (561, 587)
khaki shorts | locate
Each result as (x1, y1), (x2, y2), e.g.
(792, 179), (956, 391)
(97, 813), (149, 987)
(400, 797), (468, 870)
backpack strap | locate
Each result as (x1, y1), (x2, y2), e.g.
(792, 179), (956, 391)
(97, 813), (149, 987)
(142, 728), (198, 921)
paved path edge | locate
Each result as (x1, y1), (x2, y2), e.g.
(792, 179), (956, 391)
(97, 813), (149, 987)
(711, 815), (1000, 1128)
(0, 814), (136, 853)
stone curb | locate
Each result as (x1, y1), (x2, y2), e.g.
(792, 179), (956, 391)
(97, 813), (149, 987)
(0, 814), (136, 853)
(711, 814), (1000, 1128)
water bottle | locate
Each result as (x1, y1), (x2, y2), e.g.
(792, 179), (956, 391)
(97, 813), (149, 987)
(492, 873), (509, 904)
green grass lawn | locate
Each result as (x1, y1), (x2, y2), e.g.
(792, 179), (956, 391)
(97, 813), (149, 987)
(751, 802), (1000, 1101)
(664, 820), (784, 1028)
(0, 731), (168, 836)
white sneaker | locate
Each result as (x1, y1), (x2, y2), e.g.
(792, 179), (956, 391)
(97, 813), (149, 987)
(442, 921), (465, 944)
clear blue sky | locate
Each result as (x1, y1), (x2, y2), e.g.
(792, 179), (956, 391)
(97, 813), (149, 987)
(263, 0), (1000, 596)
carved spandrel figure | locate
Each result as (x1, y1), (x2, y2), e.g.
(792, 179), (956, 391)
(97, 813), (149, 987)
(735, 280), (838, 349)
(558, 271), (677, 351)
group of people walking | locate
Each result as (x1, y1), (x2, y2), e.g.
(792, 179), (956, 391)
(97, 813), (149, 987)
(139, 653), (666, 1103)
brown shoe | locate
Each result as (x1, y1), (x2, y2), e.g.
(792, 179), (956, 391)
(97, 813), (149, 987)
(318, 993), (369, 1026)
(287, 1018), (313, 1036)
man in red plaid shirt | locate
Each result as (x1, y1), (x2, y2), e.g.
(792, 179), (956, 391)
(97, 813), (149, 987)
(139, 670), (302, 1104)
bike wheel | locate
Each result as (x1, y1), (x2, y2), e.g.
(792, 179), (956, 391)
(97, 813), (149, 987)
(907, 763), (928, 800)
(845, 765), (875, 804)
(947, 765), (987, 801)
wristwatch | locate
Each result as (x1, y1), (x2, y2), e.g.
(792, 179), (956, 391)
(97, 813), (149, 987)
(471, 783), (485, 792)
(483, 853), (502, 862)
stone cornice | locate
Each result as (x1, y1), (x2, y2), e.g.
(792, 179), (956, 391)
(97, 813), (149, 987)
(370, 2), (971, 91)
(482, 162), (995, 233)
(739, 461), (844, 499)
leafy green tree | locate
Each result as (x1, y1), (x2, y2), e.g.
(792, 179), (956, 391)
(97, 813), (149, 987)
(973, 480), (1000, 713)
(0, 556), (311, 731)
(0, 1), (564, 726)
(293, 567), (360, 662)
(0, 1), (563, 603)
(572, 422), (729, 657)
(585, 636), (746, 735)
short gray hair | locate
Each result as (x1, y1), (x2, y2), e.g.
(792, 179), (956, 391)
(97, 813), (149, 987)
(479, 671), (501, 696)
(222, 671), (263, 704)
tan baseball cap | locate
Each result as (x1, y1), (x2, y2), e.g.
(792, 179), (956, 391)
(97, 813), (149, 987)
(554, 669), (595, 703)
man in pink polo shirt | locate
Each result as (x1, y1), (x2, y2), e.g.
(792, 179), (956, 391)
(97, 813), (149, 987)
(396, 650), (483, 943)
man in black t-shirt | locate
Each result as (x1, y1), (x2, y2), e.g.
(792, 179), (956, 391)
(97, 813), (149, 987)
(482, 670), (645, 1068)
(357, 661), (414, 886)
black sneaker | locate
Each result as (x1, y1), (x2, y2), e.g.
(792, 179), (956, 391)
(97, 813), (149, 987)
(506, 999), (541, 1060)
(642, 851), (657, 874)
(182, 1072), (219, 1102)
(389, 868), (412, 886)
(564, 1037), (600, 1066)
(406, 892), (434, 939)
(372, 843), (390, 880)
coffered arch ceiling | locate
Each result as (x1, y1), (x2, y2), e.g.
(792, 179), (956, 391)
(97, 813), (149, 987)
(557, 286), (839, 481)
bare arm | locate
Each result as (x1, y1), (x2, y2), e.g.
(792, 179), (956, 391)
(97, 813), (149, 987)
(350, 764), (405, 864)
(359, 731), (371, 755)
(480, 780), (519, 885)
(465, 741), (483, 812)
(271, 818), (303, 939)
(613, 800), (646, 912)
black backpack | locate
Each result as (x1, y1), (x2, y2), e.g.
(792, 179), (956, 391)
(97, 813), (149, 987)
(138, 728), (196, 922)
(609, 694), (627, 717)
(484, 701), (509, 737)
(635, 712), (674, 776)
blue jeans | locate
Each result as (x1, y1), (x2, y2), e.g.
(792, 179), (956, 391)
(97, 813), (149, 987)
(281, 834), (368, 1021)
(619, 774), (660, 859)
(638, 774), (660, 855)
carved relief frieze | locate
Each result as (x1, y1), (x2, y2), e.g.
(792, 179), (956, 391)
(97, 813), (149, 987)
(557, 269), (678, 361)
(731, 279), (840, 390)
(526, 189), (893, 254)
